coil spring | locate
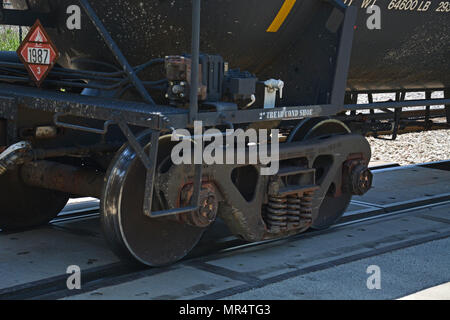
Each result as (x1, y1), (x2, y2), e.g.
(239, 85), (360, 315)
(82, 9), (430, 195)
(287, 196), (301, 228)
(300, 191), (314, 222)
(266, 196), (288, 232)
(265, 190), (315, 232)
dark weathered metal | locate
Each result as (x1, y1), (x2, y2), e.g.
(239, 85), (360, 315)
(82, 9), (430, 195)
(142, 130), (161, 216)
(141, 131), (203, 219)
(330, 5), (356, 106)
(10, 0), (449, 103)
(101, 131), (206, 266)
(0, 83), (186, 132)
(54, 113), (114, 135)
(264, 167), (318, 234)
(178, 183), (219, 228)
(0, 8), (56, 27)
(21, 160), (104, 198)
(0, 167), (69, 230)
(287, 119), (360, 230)
(0, 141), (32, 175)
(338, 108), (447, 122)
(78, 0), (155, 106)
(344, 98), (450, 112)
(445, 89), (450, 125)
(0, 0), (448, 266)
(343, 160), (373, 196)
(391, 92), (405, 140)
(189, 0), (201, 122)
(0, 119), (6, 146)
(34, 144), (121, 159)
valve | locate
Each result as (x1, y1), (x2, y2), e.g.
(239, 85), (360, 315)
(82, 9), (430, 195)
(264, 79), (284, 109)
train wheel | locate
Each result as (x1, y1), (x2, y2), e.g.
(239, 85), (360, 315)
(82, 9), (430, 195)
(0, 169), (69, 231)
(288, 118), (353, 230)
(101, 132), (207, 266)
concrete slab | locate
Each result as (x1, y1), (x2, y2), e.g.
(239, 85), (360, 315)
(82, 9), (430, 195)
(0, 222), (119, 290)
(64, 203), (450, 300)
(412, 202), (450, 223)
(224, 237), (450, 300)
(203, 204), (450, 281)
(399, 282), (450, 300)
(354, 167), (450, 206)
(66, 266), (245, 300)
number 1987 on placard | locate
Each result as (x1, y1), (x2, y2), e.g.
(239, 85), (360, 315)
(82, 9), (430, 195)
(27, 48), (51, 65)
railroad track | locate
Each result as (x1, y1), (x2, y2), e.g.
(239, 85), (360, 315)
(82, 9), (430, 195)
(49, 160), (447, 221)
(0, 160), (449, 300)
(51, 159), (449, 224)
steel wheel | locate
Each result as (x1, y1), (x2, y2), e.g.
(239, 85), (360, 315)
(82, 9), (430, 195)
(289, 118), (353, 230)
(0, 168), (69, 231)
(101, 131), (206, 266)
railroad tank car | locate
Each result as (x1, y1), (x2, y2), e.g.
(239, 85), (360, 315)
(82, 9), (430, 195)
(0, 0), (448, 266)
(10, 0), (450, 103)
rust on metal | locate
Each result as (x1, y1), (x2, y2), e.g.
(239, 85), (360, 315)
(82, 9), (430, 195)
(342, 159), (373, 196)
(178, 182), (219, 228)
(21, 161), (104, 198)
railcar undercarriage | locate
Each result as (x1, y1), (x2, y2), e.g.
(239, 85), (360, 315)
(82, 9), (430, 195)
(0, 0), (449, 265)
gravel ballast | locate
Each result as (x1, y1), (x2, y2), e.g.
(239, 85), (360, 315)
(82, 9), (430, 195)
(368, 129), (450, 165)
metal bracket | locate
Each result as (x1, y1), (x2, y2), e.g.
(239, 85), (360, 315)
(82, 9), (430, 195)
(424, 91), (432, 131)
(330, 4), (357, 106)
(392, 92), (404, 140)
(144, 163), (203, 218)
(117, 121), (153, 170)
(189, 0), (201, 123)
(445, 89), (450, 125)
(141, 131), (203, 218)
(54, 113), (113, 135)
(264, 79), (284, 109)
(116, 121), (202, 218)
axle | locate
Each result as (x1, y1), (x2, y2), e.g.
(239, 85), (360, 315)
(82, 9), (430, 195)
(21, 161), (104, 198)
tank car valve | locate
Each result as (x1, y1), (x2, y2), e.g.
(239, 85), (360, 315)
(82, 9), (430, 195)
(263, 79), (284, 109)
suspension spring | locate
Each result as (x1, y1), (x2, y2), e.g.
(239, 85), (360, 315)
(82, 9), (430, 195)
(300, 190), (314, 222)
(266, 196), (288, 232)
(287, 195), (301, 228)
(265, 189), (316, 233)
